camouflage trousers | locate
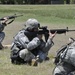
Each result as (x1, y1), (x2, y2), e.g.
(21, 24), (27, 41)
(0, 32), (5, 43)
(0, 32), (5, 49)
(19, 49), (48, 61)
(19, 49), (35, 61)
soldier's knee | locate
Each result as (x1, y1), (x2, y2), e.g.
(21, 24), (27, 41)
(19, 49), (29, 59)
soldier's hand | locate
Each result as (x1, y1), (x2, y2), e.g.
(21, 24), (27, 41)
(3, 17), (8, 22)
(49, 31), (57, 40)
(1, 17), (8, 25)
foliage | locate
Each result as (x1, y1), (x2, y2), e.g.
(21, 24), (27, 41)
(0, 0), (75, 4)
(0, 5), (75, 24)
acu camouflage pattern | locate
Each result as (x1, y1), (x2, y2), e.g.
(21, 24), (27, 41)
(0, 22), (6, 32)
(53, 41), (75, 75)
(25, 18), (40, 30)
(0, 22), (6, 46)
(11, 28), (54, 62)
(61, 42), (75, 67)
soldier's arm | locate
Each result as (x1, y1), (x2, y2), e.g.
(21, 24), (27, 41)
(42, 32), (56, 52)
(0, 17), (8, 26)
(27, 37), (41, 50)
(0, 17), (8, 32)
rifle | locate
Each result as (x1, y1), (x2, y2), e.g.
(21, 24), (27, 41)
(38, 26), (75, 34)
(36, 26), (75, 41)
(0, 14), (23, 24)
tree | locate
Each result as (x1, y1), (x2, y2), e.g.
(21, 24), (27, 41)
(0, 0), (6, 4)
(7, 0), (15, 4)
(66, 0), (70, 4)
(15, 0), (23, 4)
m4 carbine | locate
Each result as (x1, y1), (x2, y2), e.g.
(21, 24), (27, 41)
(0, 14), (23, 20)
(0, 14), (23, 24)
(36, 26), (75, 42)
(38, 26), (75, 34)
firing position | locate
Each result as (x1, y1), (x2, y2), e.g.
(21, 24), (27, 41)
(10, 18), (56, 66)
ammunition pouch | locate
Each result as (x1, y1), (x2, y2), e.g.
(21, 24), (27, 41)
(10, 50), (26, 64)
(10, 44), (26, 64)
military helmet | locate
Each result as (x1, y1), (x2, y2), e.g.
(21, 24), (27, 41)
(25, 18), (40, 30)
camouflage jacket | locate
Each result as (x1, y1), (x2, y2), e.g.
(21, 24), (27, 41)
(11, 29), (54, 54)
(60, 42), (75, 67)
(0, 22), (6, 32)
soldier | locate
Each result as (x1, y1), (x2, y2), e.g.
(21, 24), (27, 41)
(10, 18), (56, 66)
(0, 17), (8, 50)
(53, 37), (75, 75)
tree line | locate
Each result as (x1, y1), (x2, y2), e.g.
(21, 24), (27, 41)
(0, 0), (75, 4)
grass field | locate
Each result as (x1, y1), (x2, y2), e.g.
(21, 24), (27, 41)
(0, 5), (75, 75)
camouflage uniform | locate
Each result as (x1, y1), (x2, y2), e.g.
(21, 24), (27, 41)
(0, 22), (6, 49)
(53, 41), (75, 75)
(11, 18), (54, 64)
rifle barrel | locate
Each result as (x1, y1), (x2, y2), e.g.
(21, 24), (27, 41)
(68, 29), (75, 32)
(50, 29), (66, 34)
(8, 14), (23, 19)
(0, 18), (5, 20)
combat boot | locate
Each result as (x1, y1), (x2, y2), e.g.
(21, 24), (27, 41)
(31, 58), (38, 66)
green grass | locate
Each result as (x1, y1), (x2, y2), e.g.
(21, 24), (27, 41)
(0, 49), (54, 75)
(0, 5), (75, 75)
(0, 5), (75, 25)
